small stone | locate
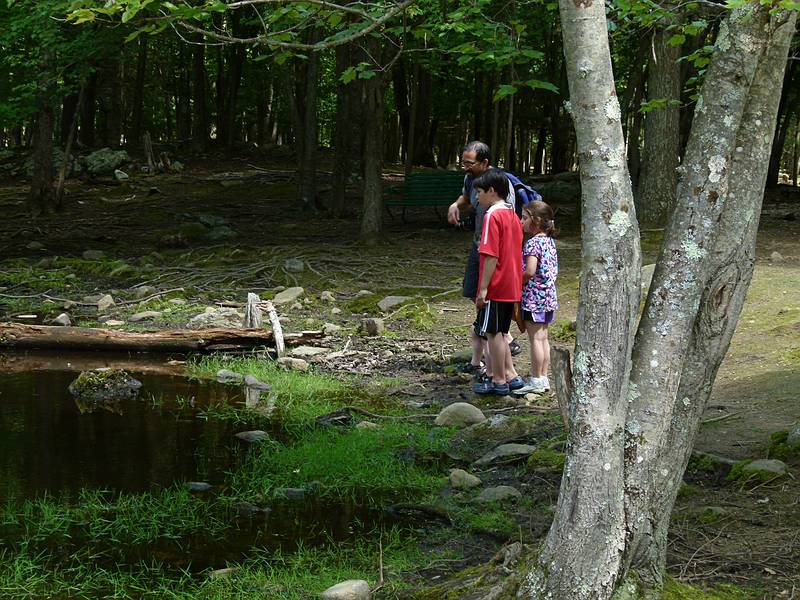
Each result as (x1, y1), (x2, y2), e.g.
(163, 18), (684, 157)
(474, 486), (522, 503)
(133, 286), (156, 299)
(360, 318), (384, 336)
(82, 250), (106, 261)
(320, 579), (371, 600)
(169, 298), (187, 305)
(244, 375), (271, 391)
(290, 302), (303, 310)
(82, 294), (103, 303)
(284, 258), (305, 272)
(320, 290), (335, 302)
(277, 357), (309, 372)
(274, 487), (306, 500)
(273, 287), (304, 304)
(291, 346), (328, 358)
(209, 567), (238, 580)
(235, 430), (270, 444)
(104, 319), (125, 326)
(216, 369), (244, 384)
(355, 290), (372, 298)
(449, 469), (482, 489)
(474, 443), (538, 466)
(434, 402), (487, 427)
(51, 313), (71, 327)
(130, 311), (162, 322)
(331, 307), (342, 315)
(322, 323), (342, 335)
(97, 294), (115, 312)
(26, 241), (44, 250)
(184, 481), (212, 492)
(356, 420), (380, 430)
(378, 295), (411, 311)
(114, 169), (129, 181)
(273, 285), (286, 293)
(770, 251), (784, 262)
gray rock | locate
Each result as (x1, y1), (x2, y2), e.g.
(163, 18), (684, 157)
(82, 294), (103, 303)
(447, 416), (561, 461)
(169, 298), (187, 305)
(273, 286), (305, 305)
(786, 425), (800, 448)
(474, 485), (522, 503)
(331, 307), (342, 315)
(85, 148), (130, 175)
(97, 294), (115, 312)
(449, 469), (482, 489)
(185, 481), (212, 492)
(217, 369), (244, 384)
(291, 345), (328, 358)
(322, 322), (342, 335)
(187, 307), (243, 329)
(434, 402), (487, 427)
(355, 290), (372, 298)
(360, 318), (384, 336)
(114, 169), (129, 181)
(26, 241), (44, 250)
(104, 319), (125, 327)
(356, 420), (380, 430)
(378, 295), (411, 311)
(741, 459), (788, 477)
(770, 251), (784, 262)
(209, 567), (238, 579)
(320, 290), (336, 302)
(68, 370), (142, 403)
(233, 501), (268, 516)
(244, 375), (271, 391)
(320, 580), (371, 600)
(284, 258), (305, 272)
(52, 313), (71, 327)
(277, 357), (309, 372)
(235, 430), (270, 444)
(133, 285), (156, 299)
(290, 302), (303, 310)
(275, 487), (307, 500)
(83, 250), (106, 261)
(641, 263), (656, 291)
(474, 443), (538, 466)
(172, 161), (184, 172)
(130, 311), (162, 322)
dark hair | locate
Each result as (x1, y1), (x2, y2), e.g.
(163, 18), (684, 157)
(463, 140), (491, 163)
(524, 200), (558, 237)
(472, 168), (509, 199)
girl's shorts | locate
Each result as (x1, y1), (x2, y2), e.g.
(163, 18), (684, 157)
(522, 309), (555, 324)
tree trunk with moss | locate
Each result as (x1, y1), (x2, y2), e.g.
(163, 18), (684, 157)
(519, 4), (796, 599)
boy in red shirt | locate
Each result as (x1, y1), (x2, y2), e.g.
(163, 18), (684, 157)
(472, 168), (526, 395)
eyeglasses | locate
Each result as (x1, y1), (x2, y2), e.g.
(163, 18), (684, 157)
(462, 160), (478, 166)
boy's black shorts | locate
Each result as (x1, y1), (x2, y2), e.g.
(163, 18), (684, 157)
(474, 300), (514, 338)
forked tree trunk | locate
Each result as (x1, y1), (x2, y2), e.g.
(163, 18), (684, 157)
(518, 0), (642, 594)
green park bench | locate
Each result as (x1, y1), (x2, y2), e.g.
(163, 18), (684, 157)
(386, 170), (466, 221)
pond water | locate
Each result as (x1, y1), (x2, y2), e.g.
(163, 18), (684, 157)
(0, 351), (241, 500)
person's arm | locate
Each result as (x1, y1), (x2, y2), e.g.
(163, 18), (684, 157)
(447, 194), (472, 226)
(523, 255), (538, 285)
(476, 255), (497, 309)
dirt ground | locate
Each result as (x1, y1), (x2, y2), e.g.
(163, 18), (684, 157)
(1, 153), (799, 597)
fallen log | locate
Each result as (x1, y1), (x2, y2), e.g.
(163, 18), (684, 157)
(0, 323), (324, 353)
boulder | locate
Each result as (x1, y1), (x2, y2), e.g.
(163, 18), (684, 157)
(434, 402), (487, 427)
(235, 430), (270, 444)
(474, 443), (538, 466)
(129, 311), (162, 322)
(474, 486), (522, 503)
(320, 580), (371, 600)
(449, 469), (482, 490)
(322, 323), (342, 335)
(378, 295), (411, 311)
(360, 318), (384, 336)
(273, 287), (305, 305)
(85, 148), (130, 175)
(52, 313), (71, 327)
(68, 370), (142, 404)
(277, 357), (309, 372)
(741, 459), (788, 478)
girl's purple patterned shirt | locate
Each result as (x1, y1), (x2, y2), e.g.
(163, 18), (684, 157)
(521, 235), (558, 313)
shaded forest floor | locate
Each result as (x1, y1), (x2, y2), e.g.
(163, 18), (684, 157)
(1, 154), (799, 598)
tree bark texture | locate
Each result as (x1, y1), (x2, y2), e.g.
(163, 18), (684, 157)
(636, 27), (681, 226)
(360, 39), (384, 243)
(518, 0), (642, 595)
(128, 37), (148, 147)
(298, 32), (321, 210)
(192, 36), (209, 151)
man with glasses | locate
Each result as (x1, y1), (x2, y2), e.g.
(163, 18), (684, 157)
(447, 140), (526, 383)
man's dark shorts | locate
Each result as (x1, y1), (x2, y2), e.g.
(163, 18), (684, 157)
(474, 300), (514, 338)
(462, 244), (480, 299)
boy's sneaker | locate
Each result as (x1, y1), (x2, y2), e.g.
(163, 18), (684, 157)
(508, 340), (522, 356)
(473, 380), (510, 395)
(508, 376), (526, 391)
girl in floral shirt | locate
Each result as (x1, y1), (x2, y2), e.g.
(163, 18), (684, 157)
(516, 201), (558, 394)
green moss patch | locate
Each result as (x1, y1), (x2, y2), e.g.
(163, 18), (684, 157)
(526, 449), (566, 472)
(767, 430), (800, 463)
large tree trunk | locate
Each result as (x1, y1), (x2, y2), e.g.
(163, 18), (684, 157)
(332, 43), (359, 216)
(128, 37), (148, 147)
(623, 11), (796, 596)
(298, 32), (321, 211)
(360, 39), (384, 244)
(636, 25), (681, 226)
(519, 0), (642, 594)
(29, 103), (56, 214)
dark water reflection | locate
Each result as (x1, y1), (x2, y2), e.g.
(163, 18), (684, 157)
(0, 351), (242, 500)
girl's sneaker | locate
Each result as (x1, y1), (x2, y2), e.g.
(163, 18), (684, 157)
(512, 376), (548, 396)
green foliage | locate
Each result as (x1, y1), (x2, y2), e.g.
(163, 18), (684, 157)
(526, 448), (566, 472)
(767, 430), (800, 463)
